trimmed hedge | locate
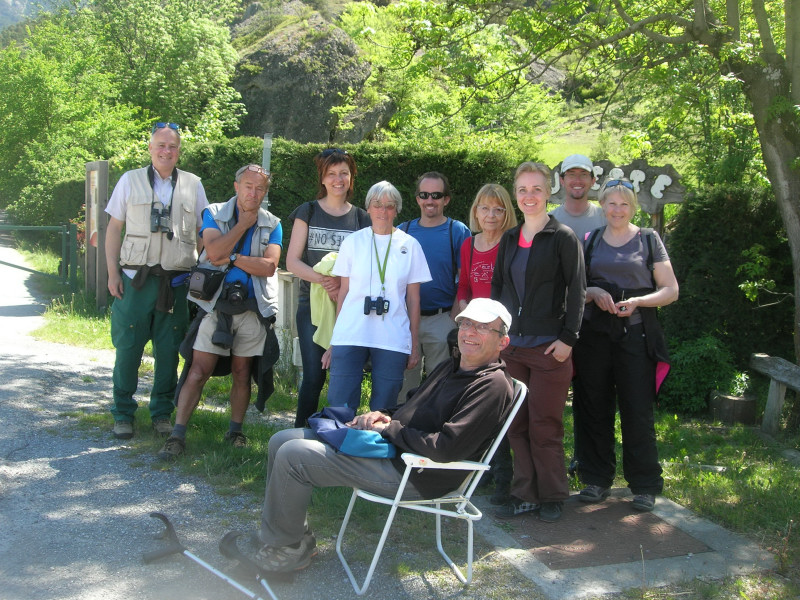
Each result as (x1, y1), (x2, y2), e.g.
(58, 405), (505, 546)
(111, 137), (526, 262)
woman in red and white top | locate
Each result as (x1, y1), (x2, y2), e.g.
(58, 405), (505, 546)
(454, 184), (518, 314)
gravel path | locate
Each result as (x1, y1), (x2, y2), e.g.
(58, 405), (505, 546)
(0, 242), (529, 600)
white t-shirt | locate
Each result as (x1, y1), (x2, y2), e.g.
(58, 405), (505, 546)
(331, 227), (431, 354)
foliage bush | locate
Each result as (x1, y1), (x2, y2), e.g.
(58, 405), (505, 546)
(658, 335), (737, 414)
(112, 136), (526, 262)
(661, 185), (793, 368)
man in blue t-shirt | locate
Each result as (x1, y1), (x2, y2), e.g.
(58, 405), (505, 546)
(158, 164), (283, 459)
(397, 172), (471, 403)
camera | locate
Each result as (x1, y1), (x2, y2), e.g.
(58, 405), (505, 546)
(223, 281), (248, 306)
(363, 296), (390, 316)
(150, 205), (173, 238)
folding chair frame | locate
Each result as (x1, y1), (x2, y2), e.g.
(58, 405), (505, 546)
(336, 378), (527, 595)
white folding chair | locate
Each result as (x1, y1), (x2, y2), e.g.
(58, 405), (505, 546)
(336, 378), (527, 595)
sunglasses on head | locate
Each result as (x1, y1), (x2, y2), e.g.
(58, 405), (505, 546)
(320, 148), (348, 158)
(152, 122), (180, 134)
(605, 179), (634, 190)
(236, 164), (272, 181)
(417, 191), (445, 200)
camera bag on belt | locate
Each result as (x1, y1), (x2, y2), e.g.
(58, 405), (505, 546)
(188, 228), (249, 301)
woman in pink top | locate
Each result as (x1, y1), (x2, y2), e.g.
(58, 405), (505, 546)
(454, 184), (517, 313)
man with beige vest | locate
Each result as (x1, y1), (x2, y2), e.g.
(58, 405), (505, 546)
(105, 122), (209, 439)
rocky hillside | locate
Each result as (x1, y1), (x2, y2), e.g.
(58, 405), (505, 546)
(231, 0), (564, 144)
(232, 1), (395, 143)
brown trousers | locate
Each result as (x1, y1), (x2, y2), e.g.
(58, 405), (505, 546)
(502, 344), (572, 503)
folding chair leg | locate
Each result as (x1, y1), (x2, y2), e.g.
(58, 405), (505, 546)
(336, 490), (401, 596)
(434, 511), (473, 584)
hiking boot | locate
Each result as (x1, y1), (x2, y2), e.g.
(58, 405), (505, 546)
(631, 494), (656, 512)
(539, 501), (563, 523)
(489, 483), (512, 506)
(112, 421), (134, 440)
(224, 431), (248, 448)
(152, 418), (173, 437)
(494, 497), (539, 520)
(158, 436), (186, 460)
(578, 484), (611, 503)
(255, 535), (318, 573)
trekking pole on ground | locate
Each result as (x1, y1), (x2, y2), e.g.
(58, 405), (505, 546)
(219, 531), (280, 600)
(142, 512), (268, 600)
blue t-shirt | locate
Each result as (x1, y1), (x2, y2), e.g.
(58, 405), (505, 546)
(200, 209), (283, 297)
(399, 217), (471, 310)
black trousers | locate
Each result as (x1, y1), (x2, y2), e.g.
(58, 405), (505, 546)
(572, 322), (663, 495)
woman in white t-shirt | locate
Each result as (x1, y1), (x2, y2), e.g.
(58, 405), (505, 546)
(322, 181), (432, 411)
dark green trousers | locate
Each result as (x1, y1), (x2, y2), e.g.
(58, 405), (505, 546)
(110, 273), (189, 422)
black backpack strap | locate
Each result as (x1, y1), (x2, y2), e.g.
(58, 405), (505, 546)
(448, 218), (457, 281)
(401, 219), (413, 233)
(639, 227), (657, 287)
(583, 226), (606, 275)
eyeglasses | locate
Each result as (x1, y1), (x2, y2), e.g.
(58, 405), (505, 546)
(477, 205), (506, 217)
(417, 191), (445, 200)
(457, 318), (504, 336)
(370, 202), (397, 210)
(320, 148), (348, 158)
(152, 122), (180, 134)
(605, 180), (634, 190)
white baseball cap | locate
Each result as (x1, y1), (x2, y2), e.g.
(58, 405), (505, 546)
(560, 154), (594, 174)
(455, 298), (512, 331)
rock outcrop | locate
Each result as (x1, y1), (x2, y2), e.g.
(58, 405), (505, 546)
(234, 11), (391, 143)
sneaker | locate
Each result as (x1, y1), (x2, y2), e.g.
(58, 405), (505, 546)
(579, 484), (611, 503)
(112, 421), (133, 439)
(158, 436), (186, 460)
(631, 494), (656, 512)
(224, 431), (248, 448)
(152, 418), (173, 437)
(539, 501), (563, 522)
(255, 535), (318, 573)
(494, 497), (539, 520)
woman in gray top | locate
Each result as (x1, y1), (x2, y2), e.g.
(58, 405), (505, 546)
(572, 178), (679, 513)
(286, 149), (370, 427)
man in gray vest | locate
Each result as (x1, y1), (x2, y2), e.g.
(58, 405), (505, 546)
(158, 164), (282, 459)
(105, 122), (209, 439)
(549, 154), (606, 241)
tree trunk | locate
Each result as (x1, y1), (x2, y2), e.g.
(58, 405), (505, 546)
(741, 60), (800, 365)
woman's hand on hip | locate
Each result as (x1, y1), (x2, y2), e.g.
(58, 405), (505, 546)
(545, 339), (572, 362)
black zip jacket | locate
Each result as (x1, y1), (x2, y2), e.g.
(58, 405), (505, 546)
(490, 216), (585, 346)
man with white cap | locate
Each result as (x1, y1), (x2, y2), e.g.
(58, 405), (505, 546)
(252, 298), (514, 573)
(549, 154), (606, 241)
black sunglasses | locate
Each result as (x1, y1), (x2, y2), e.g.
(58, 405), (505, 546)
(605, 179), (634, 190)
(152, 122), (180, 134)
(417, 191), (445, 200)
(320, 148), (348, 158)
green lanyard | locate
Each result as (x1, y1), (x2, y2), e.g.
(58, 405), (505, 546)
(372, 231), (392, 296)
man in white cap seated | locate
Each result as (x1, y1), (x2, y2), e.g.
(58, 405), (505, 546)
(253, 297), (514, 573)
(549, 153), (606, 241)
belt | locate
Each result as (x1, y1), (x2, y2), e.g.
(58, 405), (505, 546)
(420, 307), (451, 317)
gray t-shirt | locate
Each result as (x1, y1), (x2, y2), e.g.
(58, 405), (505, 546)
(584, 229), (668, 324)
(289, 201), (370, 298)
(549, 203), (606, 242)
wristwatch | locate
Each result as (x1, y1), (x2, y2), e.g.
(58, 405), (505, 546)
(229, 253), (238, 268)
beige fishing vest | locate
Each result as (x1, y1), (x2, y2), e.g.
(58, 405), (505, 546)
(119, 167), (201, 271)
